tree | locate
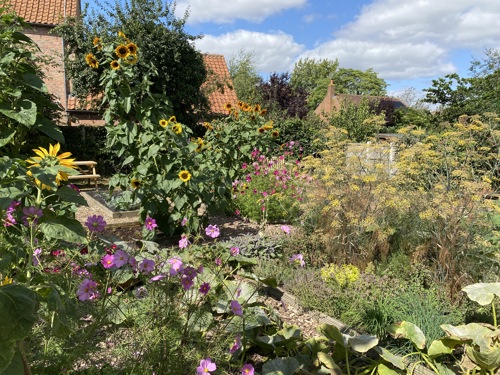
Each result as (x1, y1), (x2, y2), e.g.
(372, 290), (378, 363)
(228, 49), (262, 103)
(333, 68), (387, 96)
(56, 0), (208, 126)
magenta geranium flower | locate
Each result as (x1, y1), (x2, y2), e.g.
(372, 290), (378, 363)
(230, 246), (240, 256)
(229, 333), (242, 354)
(205, 224), (220, 239)
(77, 278), (99, 301)
(144, 216), (157, 231)
(85, 214), (107, 232)
(241, 364), (254, 375)
(230, 300), (243, 316)
(197, 358), (216, 375)
(179, 234), (190, 249)
(101, 254), (115, 269)
(113, 249), (129, 268)
(139, 258), (155, 274)
(199, 282), (210, 295)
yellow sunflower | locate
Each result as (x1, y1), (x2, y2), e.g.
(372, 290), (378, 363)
(203, 122), (214, 130)
(172, 123), (182, 135)
(118, 31), (127, 39)
(178, 170), (192, 183)
(257, 127), (265, 133)
(131, 179), (141, 189)
(272, 130), (279, 137)
(237, 100), (244, 109)
(26, 143), (76, 189)
(260, 109), (267, 116)
(195, 137), (204, 152)
(110, 60), (120, 70)
(168, 116), (177, 124)
(92, 37), (102, 50)
(224, 102), (232, 112)
(85, 53), (99, 68)
(115, 44), (129, 59)
(253, 104), (261, 112)
(242, 103), (251, 112)
(127, 42), (138, 55)
(159, 119), (168, 128)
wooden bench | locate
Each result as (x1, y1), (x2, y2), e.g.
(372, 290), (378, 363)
(68, 161), (101, 189)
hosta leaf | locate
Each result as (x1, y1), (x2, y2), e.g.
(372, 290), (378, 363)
(348, 334), (378, 353)
(462, 283), (500, 306)
(262, 357), (300, 375)
(387, 321), (426, 349)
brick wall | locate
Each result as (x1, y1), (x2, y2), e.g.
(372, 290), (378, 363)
(24, 25), (68, 122)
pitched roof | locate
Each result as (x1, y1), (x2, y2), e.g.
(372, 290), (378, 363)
(202, 54), (238, 114)
(7, 0), (80, 26)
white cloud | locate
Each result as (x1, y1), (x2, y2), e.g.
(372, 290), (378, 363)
(176, 0), (307, 24)
(195, 30), (305, 73)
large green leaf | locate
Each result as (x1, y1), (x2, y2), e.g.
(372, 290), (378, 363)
(427, 338), (462, 358)
(377, 363), (401, 375)
(36, 119), (64, 143)
(262, 357), (300, 375)
(0, 340), (16, 374)
(387, 321), (426, 349)
(22, 73), (46, 92)
(462, 283), (500, 306)
(39, 216), (87, 244)
(348, 334), (378, 353)
(0, 99), (36, 126)
(0, 129), (16, 147)
(0, 284), (38, 342)
(317, 323), (347, 348)
(317, 351), (339, 370)
(441, 323), (494, 352)
(466, 345), (500, 371)
(375, 347), (405, 370)
(55, 185), (88, 206)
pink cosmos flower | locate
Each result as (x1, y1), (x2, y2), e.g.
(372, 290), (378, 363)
(181, 217), (188, 226)
(4, 212), (16, 227)
(101, 254), (115, 269)
(139, 258), (155, 274)
(230, 246), (240, 256)
(33, 248), (42, 266)
(149, 274), (166, 282)
(229, 333), (242, 354)
(179, 235), (190, 249)
(280, 225), (291, 234)
(113, 249), (129, 268)
(85, 214), (106, 232)
(289, 253), (305, 267)
(205, 224), (220, 239)
(196, 358), (216, 375)
(230, 300), (243, 316)
(167, 257), (183, 276)
(235, 209), (240, 216)
(199, 282), (210, 295)
(144, 216), (157, 231)
(77, 278), (98, 301)
(241, 364), (255, 375)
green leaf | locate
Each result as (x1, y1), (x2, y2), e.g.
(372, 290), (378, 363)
(375, 347), (405, 370)
(147, 144), (160, 159)
(22, 73), (46, 92)
(0, 284), (38, 342)
(0, 340), (16, 374)
(462, 283), (500, 306)
(317, 351), (339, 370)
(377, 363), (401, 375)
(187, 309), (213, 332)
(0, 129), (16, 147)
(0, 187), (24, 208)
(122, 155), (135, 166)
(124, 96), (132, 113)
(55, 186), (88, 206)
(39, 217), (87, 244)
(348, 334), (379, 353)
(0, 346), (24, 375)
(36, 119), (64, 143)
(0, 99), (37, 126)
(441, 323), (495, 352)
(427, 338), (459, 358)
(317, 323), (347, 348)
(262, 357), (300, 375)
(258, 276), (278, 288)
(387, 321), (426, 350)
(466, 345), (500, 371)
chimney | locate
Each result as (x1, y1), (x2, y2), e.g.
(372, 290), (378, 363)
(326, 79), (335, 112)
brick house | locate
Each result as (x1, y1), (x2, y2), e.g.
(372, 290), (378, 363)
(8, 0), (237, 126)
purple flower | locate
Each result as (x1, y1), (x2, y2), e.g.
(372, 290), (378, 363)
(197, 358), (216, 375)
(113, 249), (129, 268)
(230, 333), (242, 354)
(7, 200), (20, 213)
(4, 213), (16, 227)
(85, 215), (107, 232)
(241, 364), (255, 375)
(77, 278), (99, 301)
(182, 266), (198, 280)
(33, 248), (42, 266)
(139, 258), (155, 274)
(101, 254), (115, 269)
(230, 300), (243, 316)
(181, 276), (194, 290)
(215, 257), (222, 266)
(179, 235), (190, 249)
(199, 282), (210, 295)
(181, 217), (188, 226)
(128, 257), (138, 271)
(230, 246), (240, 256)
(205, 224), (220, 239)
(22, 206), (43, 226)
(280, 225), (291, 234)
(289, 253), (305, 267)
(144, 216), (157, 231)
(167, 257), (183, 276)
(68, 184), (80, 192)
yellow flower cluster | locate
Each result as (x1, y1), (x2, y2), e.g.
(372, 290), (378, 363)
(320, 263), (360, 287)
(86, 32), (139, 70)
(0, 275), (13, 286)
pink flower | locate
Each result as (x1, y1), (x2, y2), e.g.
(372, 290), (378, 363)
(181, 276), (194, 290)
(280, 225), (291, 234)
(230, 300), (243, 316)
(289, 253), (305, 267)
(33, 248), (42, 266)
(77, 278), (99, 301)
(113, 249), (129, 268)
(181, 217), (188, 226)
(199, 282), (210, 295)
(4, 213), (16, 227)
(215, 257), (222, 266)
(235, 209), (240, 216)
(85, 214), (106, 232)
(230, 247), (240, 256)
(241, 364), (254, 375)
(230, 333), (242, 354)
(139, 258), (155, 274)
(128, 257), (138, 271)
(179, 235), (190, 249)
(144, 216), (157, 231)
(197, 358), (216, 375)
(101, 254), (115, 269)
(242, 163), (248, 169)
(168, 257), (183, 276)
(205, 224), (220, 239)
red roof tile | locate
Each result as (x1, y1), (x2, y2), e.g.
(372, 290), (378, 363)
(7, 0), (80, 26)
(202, 54), (238, 114)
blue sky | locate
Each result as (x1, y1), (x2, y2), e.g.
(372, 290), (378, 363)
(86, 0), (500, 98)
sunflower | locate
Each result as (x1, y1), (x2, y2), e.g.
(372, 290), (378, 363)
(258, 127), (265, 133)
(224, 102), (232, 112)
(127, 42), (138, 55)
(195, 137), (204, 152)
(237, 100), (244, 109)
(242, 103), (251, 112)
(260, 109), (267, 116)
(172, 123), (182, 135)
(168, 116), (177, 124)
(178, 170), (191, 183)
(110, 60), (120, 70)
(272, 130), (279, 137)
(203, 122), (214, 130)
(131, 179), (141, 189)
(92, 37), (102, 50)
(115, 44), (129, 59)
(125, 54), (138, 65)
(26, 143), (76, 189)
(85, 53), (99, 68)
(253, 104), (261, 112)
(159, 119), (168, 128)
(118, 31), (127, 39)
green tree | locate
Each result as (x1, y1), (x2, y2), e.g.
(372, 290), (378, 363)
(228, 49), (262, 103)
(333, 68), (387, 96)
(0, 7), (63, 157)
(56, 0), (208, 126)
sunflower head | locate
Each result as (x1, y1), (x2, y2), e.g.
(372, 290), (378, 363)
(260, 109), (267, 116)
(258, 127), (265, 134)
(168, 116), (177, 124)
(115, 44), (129, 59)
(237, 100), (244, 109)
(242, 103), (251, 112)
(85, 53), (99, 69)
(26, 143), (76, 189)
(272, 130), (279, 137)
(224, 102), (232, 112)
(92, 37), (102, 50)
(131, 179), (141, 189)
(127, 42), (138, 55)
(110, 60), (120, 70)
(178, 170), (192, 183)
(159, 119), (168, 128)
(172, 123), (182, 135)
(253, 104), (261, 112)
